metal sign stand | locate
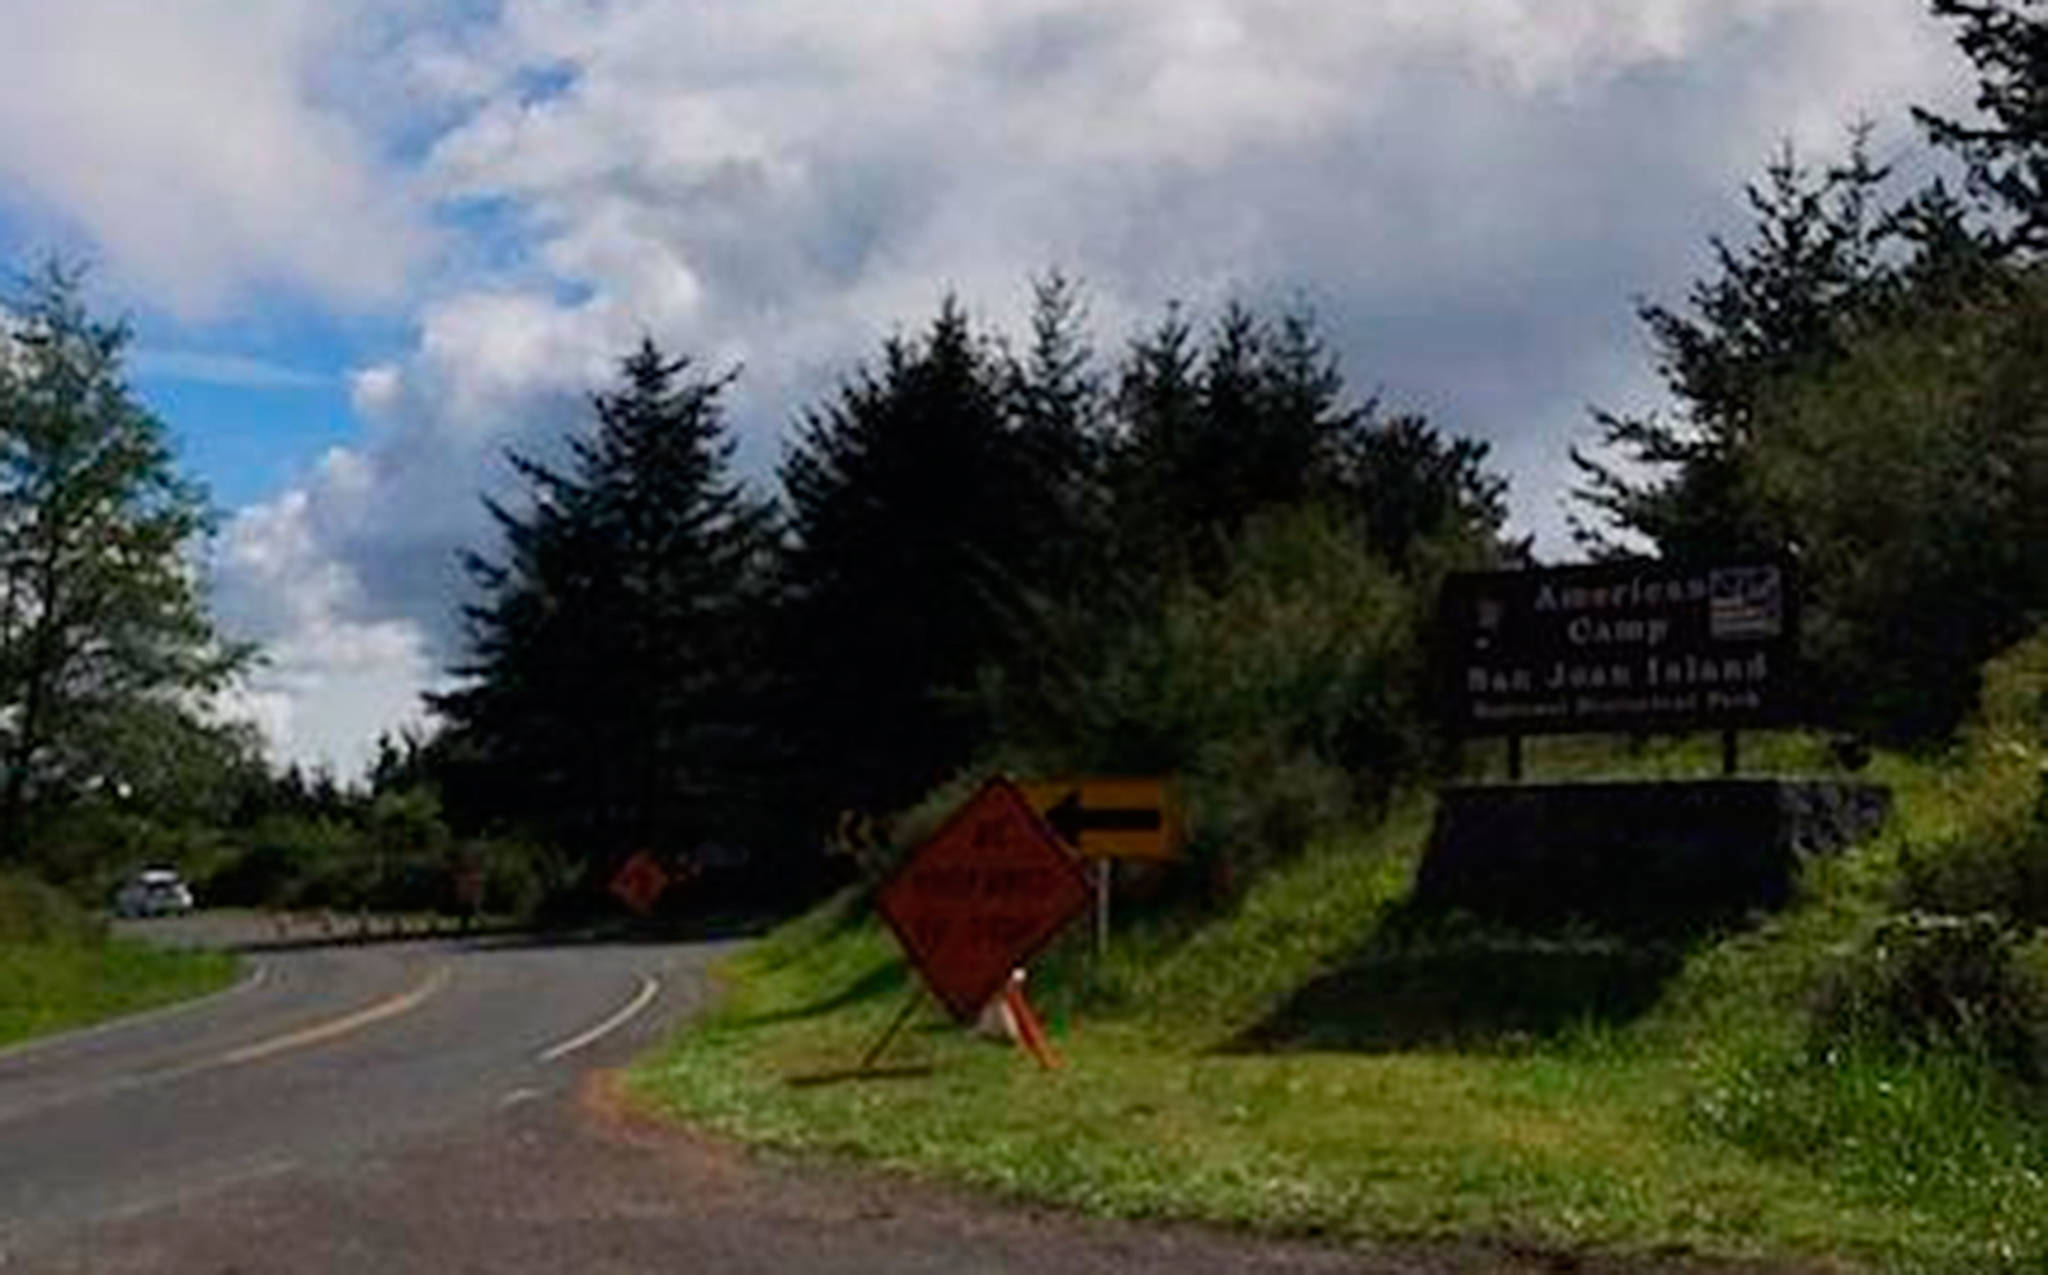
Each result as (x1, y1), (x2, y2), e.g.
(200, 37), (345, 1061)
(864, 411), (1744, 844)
(857, 987), (927, 1072)
(1094, 860), (1111, 960)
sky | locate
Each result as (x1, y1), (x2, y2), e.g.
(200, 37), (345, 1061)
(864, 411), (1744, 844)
(0, 0), (1973, 779)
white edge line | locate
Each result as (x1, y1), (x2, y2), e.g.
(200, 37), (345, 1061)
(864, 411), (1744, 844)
(0, 962), (269, 1066)
(539, 974), (661, 1063)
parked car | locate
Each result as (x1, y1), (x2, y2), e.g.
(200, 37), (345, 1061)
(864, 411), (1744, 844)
(113, 866), (195, 918)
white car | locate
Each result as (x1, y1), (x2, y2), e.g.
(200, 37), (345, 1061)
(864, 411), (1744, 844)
(114, 867), (195, 918)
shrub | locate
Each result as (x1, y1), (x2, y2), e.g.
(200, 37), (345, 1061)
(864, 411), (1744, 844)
(202, 814), (366, 908)
(1811, 912), (2048, 1077)
(0, 871), (103, 945)
(470, 838), (555, 919)
(1182, 734), (1353, 890)
(1903, 804), (2048, 927)
(987, 505), (1429, 889)
(1975, 626), (2048, 747)
(1900, 747), (2048, 927)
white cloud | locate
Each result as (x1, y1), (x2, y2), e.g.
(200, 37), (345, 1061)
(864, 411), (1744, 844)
(0, 1), (433, 318)
(213, 486), (442, 777)
(147, 0), (1968, 769)
(131, 349), (329, 390)
(349, 364), (405, 418)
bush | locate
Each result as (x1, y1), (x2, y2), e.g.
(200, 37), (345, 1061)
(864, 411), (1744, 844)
(0, 871), (103, 945)
(1976, 626), (2048, 748)
(1182, 736), (1353, 892)
(988, 505), (1431, 890)
(24, 806), (168, 901)
(469, 838), (555, 920)
(1811, 912), (2048, 1077)
(201, 814), (365, 909)
(1903, 796), (2048, 927)
(1895, 639), (2048, 927)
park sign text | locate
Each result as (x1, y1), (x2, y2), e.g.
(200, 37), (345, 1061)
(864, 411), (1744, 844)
(1441, 558), (1798, 737)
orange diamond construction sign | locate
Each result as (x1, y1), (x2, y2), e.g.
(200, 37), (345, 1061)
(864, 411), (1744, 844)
(876, 776), (1092, 1022)
(609, 851), (669, 917)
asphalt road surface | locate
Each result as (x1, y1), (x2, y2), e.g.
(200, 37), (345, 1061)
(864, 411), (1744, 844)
(0, 916), (1786, 1275)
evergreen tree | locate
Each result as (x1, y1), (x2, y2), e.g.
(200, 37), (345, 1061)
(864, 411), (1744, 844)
(1005, 270), (1110, 594)
(434, 340), (774, 874)
(1885, 177), (2013, 303)
(1745, 267), (2048, 739)
(1918, 0), (2048, 252)
(1573, 137), (1893, 557)
(1110, 298), (1504, 578)
(0, 262), (248, 863)
(1337, 414), (1515, 572)
(778, 299), (1035, 813)
(1108, 301), (1350, 583)
(1106, 303), (1207, 583)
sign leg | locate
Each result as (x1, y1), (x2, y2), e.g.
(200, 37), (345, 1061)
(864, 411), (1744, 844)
(858, 987), (926, 1073)
(1094, 860), (1111, 960)
(1722, 729), (1740, 777)
(1507, 734), (1524, 783)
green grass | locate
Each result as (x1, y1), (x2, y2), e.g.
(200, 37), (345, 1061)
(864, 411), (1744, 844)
(0, 873), (240, 1049)
(630, 735), (2048, 1273)
(0, 939), (239, 1048)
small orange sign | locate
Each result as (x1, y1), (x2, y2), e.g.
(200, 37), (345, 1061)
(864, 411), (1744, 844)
(609, 851), (669, 917)
(876, 777), (1092, 1022)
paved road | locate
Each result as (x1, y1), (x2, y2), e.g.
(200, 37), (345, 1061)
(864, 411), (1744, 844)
(0, 916), (720, 1269)
(0, 917), (1784, 1274)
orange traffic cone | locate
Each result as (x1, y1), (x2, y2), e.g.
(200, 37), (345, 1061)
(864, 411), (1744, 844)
(1002, 970), (1061, 1070)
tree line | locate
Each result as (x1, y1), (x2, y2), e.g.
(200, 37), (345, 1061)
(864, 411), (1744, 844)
(426, 281), (1515, 902)
(2, 0), (2045, 915)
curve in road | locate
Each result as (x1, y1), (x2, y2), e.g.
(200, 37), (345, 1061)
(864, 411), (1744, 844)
(0, 916), (721, 1262)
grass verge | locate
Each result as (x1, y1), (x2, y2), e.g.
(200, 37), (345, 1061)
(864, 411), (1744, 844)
(0, 939), (239, 1049)
(0, 873), (240, 1049)
(629, 739), (2048, 1273)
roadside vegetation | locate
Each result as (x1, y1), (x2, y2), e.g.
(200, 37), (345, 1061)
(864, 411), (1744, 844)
(2, 2), (2047, 1263)
(627, 8), (2048, 1260)
(632, 697), (2048, 1272)
(0, 872), (236, 1049)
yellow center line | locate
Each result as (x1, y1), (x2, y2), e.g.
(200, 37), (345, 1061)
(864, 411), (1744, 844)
(215, 965), (450, 1067)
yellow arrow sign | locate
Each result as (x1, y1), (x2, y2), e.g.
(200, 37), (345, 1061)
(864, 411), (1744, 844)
(1018, 776), (1183, 861)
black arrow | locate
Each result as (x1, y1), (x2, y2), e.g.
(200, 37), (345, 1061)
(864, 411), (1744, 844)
(1043, 790), (1163, 847)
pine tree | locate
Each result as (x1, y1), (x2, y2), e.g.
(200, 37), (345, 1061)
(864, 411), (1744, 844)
(435, 340), (774, 873)
(1573, 137), (1893, 557)
(778, 299), (1034, 812)
(1005, 270), (1109, 593)
(1917, 0), (2048, 252)
(1106, 303), (1207, 585)
(1338, 414), (1515, 572)
(1109, 298), (1497, 578)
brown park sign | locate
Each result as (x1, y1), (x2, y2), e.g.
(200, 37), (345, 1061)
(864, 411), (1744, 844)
(1441, 558), (1799, 737)
(876, 777), (1093, 1022)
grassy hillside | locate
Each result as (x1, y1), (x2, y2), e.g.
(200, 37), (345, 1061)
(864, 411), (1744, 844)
(631, 732), (2048, 1273)
(0, 873), (238, 1049)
